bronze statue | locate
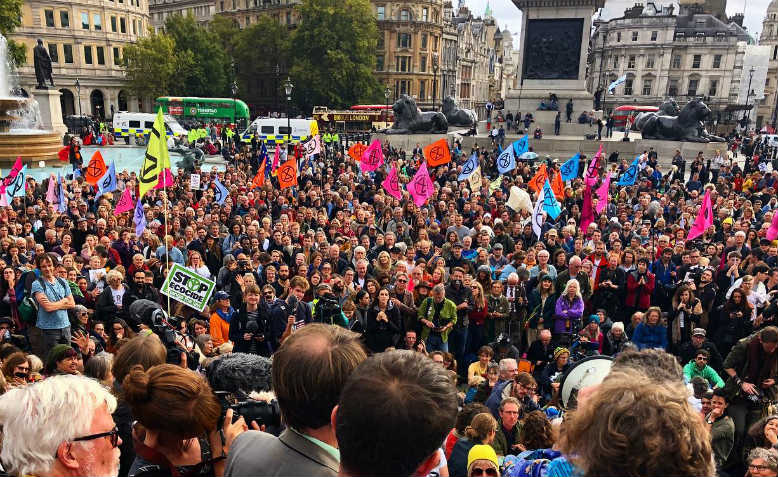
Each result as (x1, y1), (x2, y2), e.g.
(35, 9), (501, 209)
(33, 39), (54, 89)
(442, 96), (476, 127)
(383, 95), (448, 134)
(636, 98), (725, 143)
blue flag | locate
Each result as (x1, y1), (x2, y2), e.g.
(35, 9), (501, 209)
(560, 153), (580, 181)
(512, 135), (529, 158)
(541, 179), (562, 219)
(497, 147), (516, 175)
(134, 198), (146, 236)
(6, 165), (26, 201)
(458, 153), (479, 181)
(96, 161), (117, 198)
(213, 177), (229, 205)
(617, 155), (641, 186)
(57, 174), (66, 213)
(261, 142), (271, 178)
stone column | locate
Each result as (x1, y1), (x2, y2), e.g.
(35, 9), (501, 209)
(31, 88), (67, 135)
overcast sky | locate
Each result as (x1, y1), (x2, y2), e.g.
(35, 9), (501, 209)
(471, 0), (771, 47)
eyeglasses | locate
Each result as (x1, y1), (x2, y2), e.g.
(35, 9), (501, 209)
(696, 356), (708, 361)
(72, 426), (120, 448)
(749, 464), (773, 472)
(470, 468), (498, 477)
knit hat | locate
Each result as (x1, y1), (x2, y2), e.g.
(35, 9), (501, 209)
(589, 314), (600, 325)
(611, 321), (625, 333)
(45, 344), (79, 374)
(553, 347), (570, 361)
(467, 444), (498, 472)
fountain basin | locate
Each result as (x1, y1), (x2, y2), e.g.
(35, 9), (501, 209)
(0, 130), (62, 164)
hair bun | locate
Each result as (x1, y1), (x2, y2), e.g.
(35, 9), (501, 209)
(122, 364), (151, 404)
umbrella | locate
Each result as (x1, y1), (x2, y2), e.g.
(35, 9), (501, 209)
(519, 151), (538, 160)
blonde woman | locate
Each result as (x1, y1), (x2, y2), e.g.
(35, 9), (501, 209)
(554, 279), (584, 338)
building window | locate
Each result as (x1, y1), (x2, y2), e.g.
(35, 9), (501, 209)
(624, 78), (633, 95)
(113, 47), (121, 65)
(708, 79), (718, 96)
(671, 55), (681, 68)
(713, 54), (721, 68)
(420, 55), (427, 72)
(400, 9), (410, 21)
(668, 78), (678, 96)
(422, 7), (428, 21)
(120, 17), (126, 33)
(421, 33), (427, 50)
(645, 55), (654, 68)
(219, 1), (224, 10)
(395, 79), (411, 96)
(48, 43), (58, 63)
(45, 10), (55, 27)
(642, 78), (652, 95)
(84, 45), (93, 64)
(96, 46), (105, 64)
(286, 12), (290, 24)
(63, 44), (73, 63)
(617, 31), (621, 42)
(688, 78), (698, 96)
(377, 34), (384, 49)
(81, 12), (89, 29)
(632, 31), (638, 41)
(651, 30), (657, 41)
(419, 80), (426, 99)
(613, 56), (618, 68)
(60, 11), (69, 27)
(93, 14), (101, 30)
(692, 54), (701, 68)
(376, 6), (384, 20)
(398, 32), (411, 48)
(628, 55), (636, 68)
(376, 54), (383, 70)
(111, 16), (117, 31)
(397, 56), (411, 72)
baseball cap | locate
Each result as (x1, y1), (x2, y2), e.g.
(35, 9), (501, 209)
(214, 291), (230, 300)
(692, 328), (706, 337)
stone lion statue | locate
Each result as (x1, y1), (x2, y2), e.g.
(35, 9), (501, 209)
(637, 98), (725, 142)
(442, 96), (477, 127)
(175, 147), (205, 172)
(383, 95), (448, 134)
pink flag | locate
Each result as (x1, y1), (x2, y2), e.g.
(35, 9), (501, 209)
(3, 156), (22, 187)
(0, 183), (7, 207)
(45, 175), (58, 204)
(153, 168), (174, 190)
(581, 187), (595, 233)
(382, 165), (402, 200)
(768, 210), (778, 240)
(687, 189), (713, 241)
(407, 162), (435, 207)
(595, 173), (610, 215)
(360, 139), (384, 172)
(114, 188), (135, 215)
(584, 145), (603, 187)
(272, 144), (281, 171)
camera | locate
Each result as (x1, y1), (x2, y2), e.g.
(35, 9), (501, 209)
(215, 390), (282, 428)
(129, 301), (200, 371)
(314, 293), (342, 325)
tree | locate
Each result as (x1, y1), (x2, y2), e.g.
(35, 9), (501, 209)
(0, 0), (26, 66)
(233, 17), (288, 111)
(122, 31), (194, 100)
(164, 15), (232, 97)
(208, 15), (240, 57)
(289, 0), (381, 112)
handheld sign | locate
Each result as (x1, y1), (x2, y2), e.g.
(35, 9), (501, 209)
(160, 263), (216, 313)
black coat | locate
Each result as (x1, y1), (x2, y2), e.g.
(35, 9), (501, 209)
(364, 303), (402, 353)
(228, 303), (273, 356)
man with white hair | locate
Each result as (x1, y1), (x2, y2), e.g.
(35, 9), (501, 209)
(0, 374), (121, 477)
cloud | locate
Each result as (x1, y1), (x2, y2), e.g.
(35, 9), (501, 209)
(464, 0), (768, 48)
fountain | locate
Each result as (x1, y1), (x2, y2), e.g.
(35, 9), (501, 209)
(0, 35), (64, 164)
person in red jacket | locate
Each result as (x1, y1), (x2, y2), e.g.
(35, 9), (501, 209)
(625, 257), (655, 316)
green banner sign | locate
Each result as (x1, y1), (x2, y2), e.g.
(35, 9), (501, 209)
(160, 263), (215, 313)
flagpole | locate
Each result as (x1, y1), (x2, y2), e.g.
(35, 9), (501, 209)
(163, 182), (170, 317)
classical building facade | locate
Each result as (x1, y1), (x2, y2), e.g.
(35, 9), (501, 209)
(588, 2), (752, 129)
(759, 0), (778, 129)
(216, 0), (299, 29)
(149, 0), (215, 31)
(10, 0), (152, 118)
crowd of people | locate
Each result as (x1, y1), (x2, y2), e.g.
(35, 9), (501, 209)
(1, 121), (778, 477)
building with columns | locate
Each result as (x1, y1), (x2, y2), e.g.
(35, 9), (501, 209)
(759, 0), (778, 129)
(9, 0), (152, 118)
(149, 0), (215, 31)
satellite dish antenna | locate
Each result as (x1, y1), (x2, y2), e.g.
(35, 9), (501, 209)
(559, 355), (613, 409)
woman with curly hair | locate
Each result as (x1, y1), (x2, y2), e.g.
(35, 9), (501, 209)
(519, 410), (555, 452)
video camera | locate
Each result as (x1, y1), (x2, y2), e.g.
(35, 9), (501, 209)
(128, 299), (199, 371)
(314, 292), (342, 325)
(214, 390), (281, 428)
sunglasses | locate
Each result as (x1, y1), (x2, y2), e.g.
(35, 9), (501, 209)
(470, 467), (498, 476)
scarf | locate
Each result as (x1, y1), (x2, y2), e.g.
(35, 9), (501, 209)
(746, 335), (778, 385)
(216, 307), (234, 324)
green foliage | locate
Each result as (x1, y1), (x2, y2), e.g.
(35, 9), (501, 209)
(7, 39), (25, 67)
(0, 0), (23, 35)
(163, 15), (232, 97)
(208, 15), (240, 57)
(289, 0), (381, 111)
(233, 17), (288, 103)
(122, 31), (194, 100)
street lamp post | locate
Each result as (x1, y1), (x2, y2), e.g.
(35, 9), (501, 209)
(75, 78), (82, 116)
(384, 87), (391, 126)
(432, 53), (439, 111)
(284, 77), (293, 154)
(743, 66), (755, 130)
(275, 64), (280, 116)
(231, 80), (238, 132)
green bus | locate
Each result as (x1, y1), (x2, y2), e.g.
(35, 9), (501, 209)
(154, 97), (250, 129)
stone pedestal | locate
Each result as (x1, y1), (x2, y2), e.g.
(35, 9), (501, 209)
(31, 88), (67, 135)
(505, 0), (604, 114)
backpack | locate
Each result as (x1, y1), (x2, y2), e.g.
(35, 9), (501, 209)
(19, 276), (69, 325)
(502, 449), (562, 477)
